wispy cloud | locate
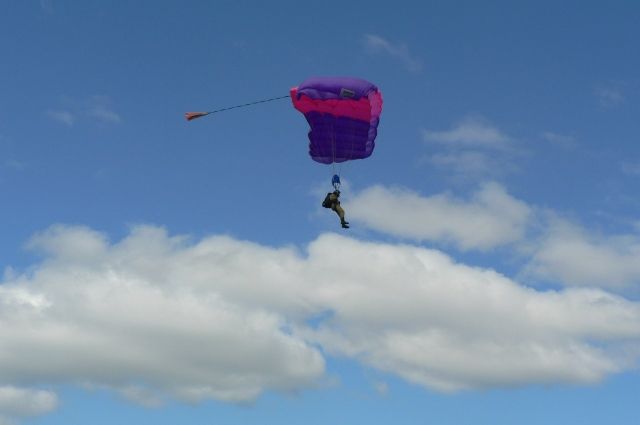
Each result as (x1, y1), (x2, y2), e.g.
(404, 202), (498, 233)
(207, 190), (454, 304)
(2, 159), (26, 171)
(40, 0), (54, 14)
(428, 151), (496, 177)
(541, 131), (577, 149)
(86, 95), (122, 124)
(88, 104), (122, 124)
(364, 34), (422, 73)
(422, 116), (518, 180)
(47, 96), (122, 126)
(46, 109), (75, 126)
(423, 116), (511, 149)
(373, 381), (389, 396)
(595, 86), (624, 108)
(621, 160), (640, 176)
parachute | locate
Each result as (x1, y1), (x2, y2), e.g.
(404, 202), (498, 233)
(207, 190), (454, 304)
(290, 77), (383, 165)
(185, 77), (383, 189)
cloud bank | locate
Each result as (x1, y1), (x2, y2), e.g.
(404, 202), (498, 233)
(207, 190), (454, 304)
(1, 224), (639, 420)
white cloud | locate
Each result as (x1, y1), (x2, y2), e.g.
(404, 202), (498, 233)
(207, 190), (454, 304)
(348, 182), (531, 250)
(2, 224), (639, 415)
(1, 225), (325, 407)
(422, 116), (517, 180)
(347, 182), (640, 291)
(0, 387), (57, 420)
(26, 224), (109, 262)
(523, 218), (640, 289)
(298, 235), (640, 392)
(423, 116), (511, 150)
(364, 34), (422, 73)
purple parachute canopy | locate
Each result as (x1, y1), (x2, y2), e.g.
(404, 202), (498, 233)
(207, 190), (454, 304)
(290, 77), (383, 164)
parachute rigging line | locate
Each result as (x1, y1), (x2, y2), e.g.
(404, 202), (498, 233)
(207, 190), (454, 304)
(185, 95), (290, 121)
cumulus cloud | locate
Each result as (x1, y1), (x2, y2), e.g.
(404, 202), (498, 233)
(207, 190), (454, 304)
(364, 34), (422, 73)
(1, 224), (639, 419)
(523, 218), (640, 289)
(1, 225), (325, 408)
(347, 182), (640, 291)
(348, 182), (531, 250)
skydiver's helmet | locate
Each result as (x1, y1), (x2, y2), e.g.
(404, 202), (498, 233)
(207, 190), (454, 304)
(333, 190), (340, 196)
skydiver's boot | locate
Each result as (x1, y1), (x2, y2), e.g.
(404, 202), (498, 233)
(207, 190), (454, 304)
(341, 219), (350, 229)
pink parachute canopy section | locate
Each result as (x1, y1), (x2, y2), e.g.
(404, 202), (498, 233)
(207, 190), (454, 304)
(290, 77), (383, 164)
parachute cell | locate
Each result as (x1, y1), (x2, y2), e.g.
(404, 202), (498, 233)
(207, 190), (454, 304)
(290, 77), (383, 164)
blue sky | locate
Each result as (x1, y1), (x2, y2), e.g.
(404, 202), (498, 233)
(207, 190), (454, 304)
(1, 1), (640, 424)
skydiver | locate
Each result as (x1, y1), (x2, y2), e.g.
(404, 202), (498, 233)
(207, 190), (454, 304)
(322, 189), (349, 228)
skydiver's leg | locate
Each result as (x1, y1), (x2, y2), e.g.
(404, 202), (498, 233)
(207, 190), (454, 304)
(331, 204), (342, 220)
(333, 204), (349, 228)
